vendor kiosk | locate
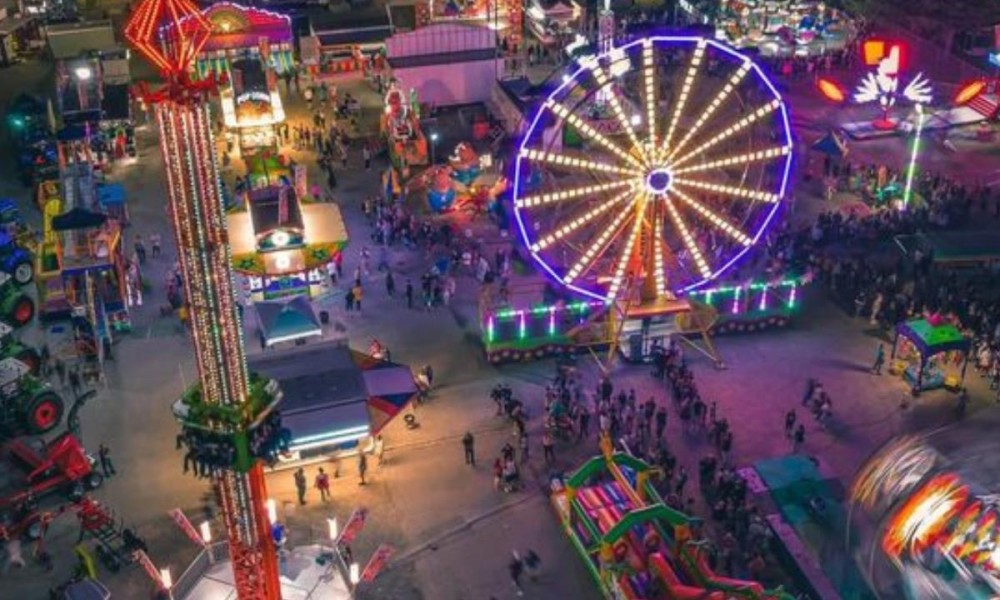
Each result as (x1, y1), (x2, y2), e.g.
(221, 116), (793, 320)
(891, 318), (971, 393)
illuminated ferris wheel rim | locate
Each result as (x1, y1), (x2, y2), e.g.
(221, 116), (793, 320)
(511, 34), (795, 303)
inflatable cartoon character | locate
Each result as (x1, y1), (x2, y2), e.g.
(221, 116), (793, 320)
(427, 165), (457, 212)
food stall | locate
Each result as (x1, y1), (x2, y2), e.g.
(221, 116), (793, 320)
(228, 183), (348, 302)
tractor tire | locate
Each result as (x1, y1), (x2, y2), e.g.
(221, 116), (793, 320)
(14, 347), (41, 375)
(12, 260), (33, 285)
(24, 390), (64, 435)
(9, 295), (34, 328)
(85, 472), (104, 490)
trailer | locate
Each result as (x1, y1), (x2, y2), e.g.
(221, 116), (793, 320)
(0, 432), (101, 515)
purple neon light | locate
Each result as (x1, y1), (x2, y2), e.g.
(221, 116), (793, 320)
(511, 35), (794, 302)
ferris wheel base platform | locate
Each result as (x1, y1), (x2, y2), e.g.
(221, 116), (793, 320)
(621, 296), (692, 319)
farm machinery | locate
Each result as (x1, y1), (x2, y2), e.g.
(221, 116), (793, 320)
(0, 357), (65, 437)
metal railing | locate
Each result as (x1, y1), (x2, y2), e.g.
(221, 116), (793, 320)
(172, 542), (230, 600)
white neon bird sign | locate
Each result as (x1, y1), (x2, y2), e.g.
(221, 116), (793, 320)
(853, 45), (933, 110)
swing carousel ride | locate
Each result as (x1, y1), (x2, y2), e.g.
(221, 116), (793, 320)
(488, 35), (794, 366)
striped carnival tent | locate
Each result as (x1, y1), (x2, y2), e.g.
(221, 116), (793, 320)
(351, 349), (418, 434)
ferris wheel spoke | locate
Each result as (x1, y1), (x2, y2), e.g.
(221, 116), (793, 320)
(671, 145), (792, 176)
(668, 187), (752, 246)
(658, 39), (707, 162)
(564, 196), (638, 285)
(664, 196), (711, 280)
(515, 180), (633, 209)
(530, 189), (636, 252)
(666, 62), (751, 163)
(546, 100), (644, 170)
(582, 57), (645, 163)
(607, 193), (649, 299)
(642, 39), (658, 154)
(652, 211), (668, 298)
(672, 177), (781, 203)
(520, 149), (642, 177)
(669, 99), (782, 169)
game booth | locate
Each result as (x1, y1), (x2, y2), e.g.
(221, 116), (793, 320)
(526, 0), (583, 47)
(716, 0), (854, 58)
(219, 58), (287, 154)
(249, 341), (418, 463)
(890, 317), (971, 393)
(185, 2), (295, 79)
(420, 0), (523, 43)
(228, 182), (348, 302)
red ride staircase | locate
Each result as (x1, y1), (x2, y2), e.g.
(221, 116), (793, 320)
(966, 93), (1000, 121)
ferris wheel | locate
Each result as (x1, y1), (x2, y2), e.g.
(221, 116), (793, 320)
(512, 36), (793, 304)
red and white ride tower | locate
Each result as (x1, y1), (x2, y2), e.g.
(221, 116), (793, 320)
(124, 0), (282, 598)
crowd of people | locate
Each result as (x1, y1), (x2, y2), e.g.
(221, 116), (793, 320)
(176, 412), (290, 478)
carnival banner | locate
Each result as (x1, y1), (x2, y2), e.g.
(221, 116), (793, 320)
(133, 549), (163, 586)
(168, 508), (206, 547)
(339, 507), (368, 545)
(360, 543), (394, 582)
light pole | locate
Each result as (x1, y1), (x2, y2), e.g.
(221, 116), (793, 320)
(430, 132), (439, 164)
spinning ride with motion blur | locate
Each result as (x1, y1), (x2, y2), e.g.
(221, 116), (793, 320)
(123, 0), (287, 598)
(487, 35), (793, 369)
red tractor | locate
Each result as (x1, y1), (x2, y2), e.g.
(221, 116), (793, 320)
(0, 432), (102, 516)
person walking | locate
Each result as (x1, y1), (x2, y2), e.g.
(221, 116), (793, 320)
(523, 549), (541, 581)
(519, 432), (529, 464)
(655, 405), (668, 440)
(363, 145), (372, 170)
(68, 367), (82, 398)
(352, 282), (364, 313)
(315, 468), (331, 502)
(675, 467), (688, 496)
(792, 424), (806, 453)
(508, 551), (525, 596)
(719, 430), (733, 467)
(542, 431), (555, 464)
(423, 364), (434, 388)
(358, 452), (368, 485)
(294, 467), (307, 505)
(98, 443), (116, 476)
(872, 343), (885, 375)
(405, 280), (414, 309)
(134, 235), (147, 265)
(150, 232), (162, 258)
(462, 431), (475, 466)
(578, 406), (591, 440)
(385, 271), (395, 297)
(784, 409), (797, 438)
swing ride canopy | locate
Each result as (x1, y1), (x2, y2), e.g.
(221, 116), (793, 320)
(512, 35), (793, 303)
(895, 318), (970, 360)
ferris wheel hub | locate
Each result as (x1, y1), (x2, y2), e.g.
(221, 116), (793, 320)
(645, 168), (673, 195)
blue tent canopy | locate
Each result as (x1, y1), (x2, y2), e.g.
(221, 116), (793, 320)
(97, 183), (125, 207)
(811, 130), (848, 158)
(255, 296), (322, 347)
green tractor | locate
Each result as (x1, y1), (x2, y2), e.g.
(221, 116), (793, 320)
(0, 322), (40, 374)
(0, 271), (34, 329)
(0, 357), (64, 437)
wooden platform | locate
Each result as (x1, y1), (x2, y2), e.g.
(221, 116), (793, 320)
(623, 296), (691, 319)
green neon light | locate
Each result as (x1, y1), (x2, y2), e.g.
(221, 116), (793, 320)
(902, 105), (926, 208)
